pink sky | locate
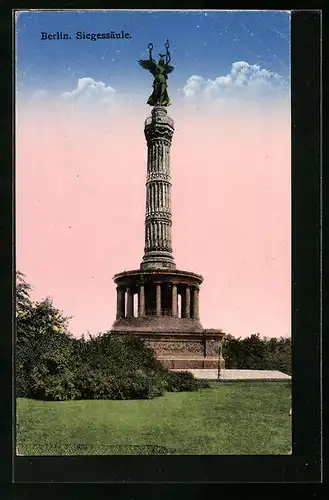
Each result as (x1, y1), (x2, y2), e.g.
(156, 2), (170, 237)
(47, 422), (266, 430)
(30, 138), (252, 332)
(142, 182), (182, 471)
(16, 98), (291, 339)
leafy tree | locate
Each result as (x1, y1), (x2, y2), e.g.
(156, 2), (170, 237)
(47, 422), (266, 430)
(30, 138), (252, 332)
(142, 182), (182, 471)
(16, 271), (32, 303)
(16, 271), (32, 318)
(223, 333), (291, 374)
(16, 272), (75, 399)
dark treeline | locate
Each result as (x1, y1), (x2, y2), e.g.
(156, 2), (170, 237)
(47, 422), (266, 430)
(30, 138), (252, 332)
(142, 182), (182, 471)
(16, 272), (209, 401)
(223, 334), (291, 375)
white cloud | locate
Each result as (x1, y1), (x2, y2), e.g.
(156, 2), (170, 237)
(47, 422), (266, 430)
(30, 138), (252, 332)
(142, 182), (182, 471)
(60, 77), (116, 105)
(22, 77), (118, 114)
(183, 61), (289, 101)
(29, 89), (50, 101)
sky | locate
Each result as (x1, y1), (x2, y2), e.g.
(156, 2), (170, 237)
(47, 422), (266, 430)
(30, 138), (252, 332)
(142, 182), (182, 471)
(15, 9), (291, 339)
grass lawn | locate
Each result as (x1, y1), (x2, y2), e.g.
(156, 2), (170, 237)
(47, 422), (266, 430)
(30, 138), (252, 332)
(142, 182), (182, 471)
(16, 381), (291, 455)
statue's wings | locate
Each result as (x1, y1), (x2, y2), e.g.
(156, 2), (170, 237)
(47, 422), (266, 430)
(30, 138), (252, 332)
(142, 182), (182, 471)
(165, 64), (175, 74)
(138, 59), (157, 76)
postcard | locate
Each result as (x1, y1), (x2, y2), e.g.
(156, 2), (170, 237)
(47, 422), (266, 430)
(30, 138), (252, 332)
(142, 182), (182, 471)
(15, 9), (292, 459)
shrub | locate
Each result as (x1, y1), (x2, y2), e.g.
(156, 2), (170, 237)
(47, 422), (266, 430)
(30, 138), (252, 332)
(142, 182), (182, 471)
(32, 368), (81, 401)
(71, 335), (168, 400)
(119, 369), (166, 400)
(164, 371), (210, 392)
(73, 369), (124, 400)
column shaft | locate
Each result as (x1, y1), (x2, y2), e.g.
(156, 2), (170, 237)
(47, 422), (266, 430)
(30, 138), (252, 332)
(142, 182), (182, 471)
(141, 107), (176, 270)
(172, 284), (178, 317)
(116, 287), (125, 319)
(185, 286), (191, 319)
(126, 287), (133, 318)
(192, 287), (200, 320)
(156, 283), (161, 316)
(139, 284), (145, 316)
(116, 287), (121, 319)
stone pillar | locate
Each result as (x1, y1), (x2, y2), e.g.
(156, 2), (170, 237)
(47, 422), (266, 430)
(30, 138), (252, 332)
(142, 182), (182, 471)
(138, 283), (145, 317)
(185, 286), (191, 319)
(126, 287), (133, 318)
(181, 292), (186, 318)
(172, 284), (178, 317)
(116, 287), (125, 319)
(141, 106), (176, 271)
(192, 286), (200, 320)
(156, 283), (162, 317)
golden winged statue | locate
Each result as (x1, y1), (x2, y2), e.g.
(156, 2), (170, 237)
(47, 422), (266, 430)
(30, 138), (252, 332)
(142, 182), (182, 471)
(138, 40), (174, 106)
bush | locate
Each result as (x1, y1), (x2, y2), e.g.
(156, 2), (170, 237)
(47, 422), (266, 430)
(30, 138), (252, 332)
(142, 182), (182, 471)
(119, 369), (166, 400)
(164, 371), (210, 392)
(73, 369), (124, 400)
(72, 335), (168, 400)
(72, 364), (166, 401)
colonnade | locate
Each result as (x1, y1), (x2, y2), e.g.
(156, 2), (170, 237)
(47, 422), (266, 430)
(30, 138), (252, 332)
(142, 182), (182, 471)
(116, 282), (200, 320)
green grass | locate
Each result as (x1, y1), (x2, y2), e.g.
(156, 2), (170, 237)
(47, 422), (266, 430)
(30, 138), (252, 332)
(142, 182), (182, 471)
(16, 381), (291, 455)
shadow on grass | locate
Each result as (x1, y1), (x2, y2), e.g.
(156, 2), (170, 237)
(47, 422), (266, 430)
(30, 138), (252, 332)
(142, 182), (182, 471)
(18, 443), (181, 456)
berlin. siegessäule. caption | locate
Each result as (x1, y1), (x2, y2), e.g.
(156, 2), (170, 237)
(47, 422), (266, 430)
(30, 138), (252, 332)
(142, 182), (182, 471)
(41, 31), (132, 41)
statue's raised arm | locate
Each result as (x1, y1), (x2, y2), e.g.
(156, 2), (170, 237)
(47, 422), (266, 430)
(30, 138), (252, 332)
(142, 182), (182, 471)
(164, 42), (175, 76)
(165, 39), (172, 66)
(138, 40), (174, 107)
(138, 43), (157, 76)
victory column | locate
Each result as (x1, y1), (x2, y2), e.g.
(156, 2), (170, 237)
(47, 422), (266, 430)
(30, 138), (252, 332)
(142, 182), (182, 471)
(112, 41), (225, 370)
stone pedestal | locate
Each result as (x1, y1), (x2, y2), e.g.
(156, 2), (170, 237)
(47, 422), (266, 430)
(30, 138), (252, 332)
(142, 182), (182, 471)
(111, 329), (225, 370)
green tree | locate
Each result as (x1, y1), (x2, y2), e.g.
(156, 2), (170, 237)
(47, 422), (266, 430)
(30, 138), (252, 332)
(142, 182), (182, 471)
(223, 333), (291, 374)
(16, 273), (76, 399)
(16, 271), (32, 317)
